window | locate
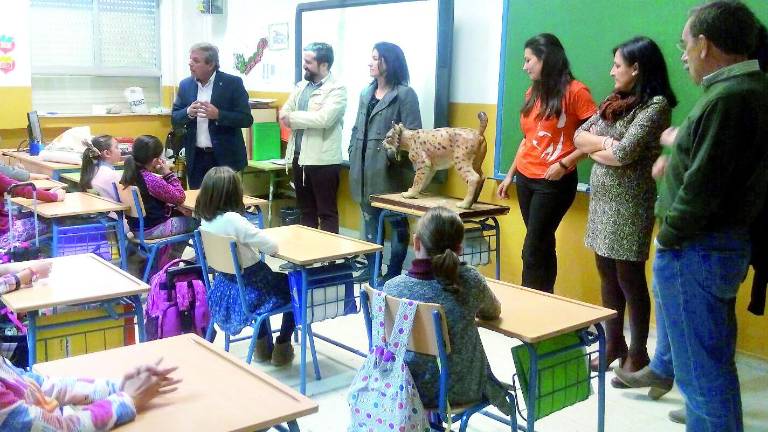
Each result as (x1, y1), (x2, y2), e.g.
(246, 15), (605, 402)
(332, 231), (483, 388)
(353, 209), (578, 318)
(30, 0), (161, 114)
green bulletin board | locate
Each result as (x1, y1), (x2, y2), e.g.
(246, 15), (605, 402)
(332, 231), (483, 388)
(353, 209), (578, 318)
(493, 0), (768, 188)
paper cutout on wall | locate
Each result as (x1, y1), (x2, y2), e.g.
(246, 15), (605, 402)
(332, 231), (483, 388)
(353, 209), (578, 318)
(0, 35), (16, 74)
(234, 38), (269, 75)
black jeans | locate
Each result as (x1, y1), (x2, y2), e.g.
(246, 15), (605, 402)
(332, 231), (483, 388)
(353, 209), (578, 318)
(292, 157), (340, 233)
(187, 148), (217, 189)
(515, 170), (577, 293)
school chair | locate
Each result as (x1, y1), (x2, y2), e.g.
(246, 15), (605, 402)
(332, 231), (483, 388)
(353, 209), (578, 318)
(360, 285), (518, 432)
(195, 228), (320, 369)
(114, 183), (194, 282)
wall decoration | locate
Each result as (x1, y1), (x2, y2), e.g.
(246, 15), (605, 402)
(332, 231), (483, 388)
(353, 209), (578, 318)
(0, 35), (16, 74)
(233, 37), (269, 75)
(268, 23), (289, 51)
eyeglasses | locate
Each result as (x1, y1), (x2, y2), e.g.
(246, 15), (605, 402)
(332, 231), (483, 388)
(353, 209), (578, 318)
(676, 40), (687, 52)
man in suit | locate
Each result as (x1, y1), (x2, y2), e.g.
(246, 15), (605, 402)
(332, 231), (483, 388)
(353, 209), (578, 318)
(172, 43), (253, 188)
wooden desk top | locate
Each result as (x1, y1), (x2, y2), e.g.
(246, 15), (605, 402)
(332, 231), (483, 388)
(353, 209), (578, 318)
(29, 179), (68, 190)
(34, 334), (318, 432)
(11, 191), (127, 218)
(248, 160), (290, 171)
(3, 151), (80, 170)
(371, 193), (510, 219)
(60, 170), (124, 184)
(0, 254), (148, 313)
(477, 278), (616, 343)
(182, 189), (267, 212)
(264, 225), (382, 266)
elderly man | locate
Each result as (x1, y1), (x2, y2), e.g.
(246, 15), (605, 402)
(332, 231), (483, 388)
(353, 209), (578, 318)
(615, 2), (768, 430)
(172, 43), (253, 188)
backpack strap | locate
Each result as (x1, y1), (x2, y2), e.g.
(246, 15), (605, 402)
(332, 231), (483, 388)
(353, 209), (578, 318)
(370, 290), (387, 349)
(388, 298), (419, 360)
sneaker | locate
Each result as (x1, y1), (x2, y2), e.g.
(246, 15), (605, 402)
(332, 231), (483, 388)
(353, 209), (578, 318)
(271, 341), (295, 367)
(254, 336), (273, 363)
(613, 366), (674, 400)
(279, 262), (298, 271)
(668, 408), (686, 424)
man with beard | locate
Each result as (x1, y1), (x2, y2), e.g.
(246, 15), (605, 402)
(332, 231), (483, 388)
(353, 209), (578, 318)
(279, 42), (347, 233)
(172, 43), (253, 188)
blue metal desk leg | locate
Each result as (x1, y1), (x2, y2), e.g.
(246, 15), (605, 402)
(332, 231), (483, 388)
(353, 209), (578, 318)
(596, 323), (606, 432)
(525, 342), (539, 432)
(26, 311), (38, 367)
(287, 420), (300, 432)
(299, 267), (309, 395)
(116, 211), (129, 270)
(268, 171), (276, 227)
(490, 216), (501, 279)
(131, 294), (146, 342)
(51, 219), (59, 257)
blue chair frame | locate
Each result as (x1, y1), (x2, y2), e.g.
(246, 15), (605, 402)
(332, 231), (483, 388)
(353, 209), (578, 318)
(195, 229), (320, 368)
(360, 288), (517, 432)
(114, 183), (195, 282)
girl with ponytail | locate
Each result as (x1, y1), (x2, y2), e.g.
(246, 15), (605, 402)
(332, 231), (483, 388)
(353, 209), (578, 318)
(382, 206), (510, 415)
(80, 135), (122, 201)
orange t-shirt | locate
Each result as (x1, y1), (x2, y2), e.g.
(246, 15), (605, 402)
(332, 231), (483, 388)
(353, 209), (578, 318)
(515, 80), (597, 179)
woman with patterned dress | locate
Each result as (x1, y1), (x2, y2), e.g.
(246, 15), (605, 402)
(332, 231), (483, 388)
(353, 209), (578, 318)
(574, 37), (677, 375)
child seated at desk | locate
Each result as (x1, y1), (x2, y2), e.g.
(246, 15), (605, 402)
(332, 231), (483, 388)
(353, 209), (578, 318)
(80, 135), (122, 201)
(382, 206), (511, 414)
(0, 174), (65, 251)
(0, 164), (50, 183)
(0, 355), (180, 431)
(195, 167), (295, 366)
(119, 135), (196, 268)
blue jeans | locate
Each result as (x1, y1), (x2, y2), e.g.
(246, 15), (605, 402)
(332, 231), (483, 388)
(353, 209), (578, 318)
(361, 204), (409, 279)
(651, 230), (749, 432)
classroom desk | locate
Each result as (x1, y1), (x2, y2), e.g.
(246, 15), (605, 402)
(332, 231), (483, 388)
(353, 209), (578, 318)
(2, 151), (80, 180)
(28, 178), (68, 190)
(478, 278), (616, 432)
(370, 193), (510, 284)
(246, 160), (291, 227)
(60, 169), (124, 186)
(11, 192), (130, 269)
(181, 189), (267, 212)
(34, 334), (317, 432)
(0, 253), (148, 367)
(260, 224), (382, 394)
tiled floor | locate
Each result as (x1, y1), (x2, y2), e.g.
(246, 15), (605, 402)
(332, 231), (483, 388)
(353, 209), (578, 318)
(213, 286), (768, 432)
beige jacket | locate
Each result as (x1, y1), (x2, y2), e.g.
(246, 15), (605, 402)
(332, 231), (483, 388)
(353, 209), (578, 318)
(281, 74), (347, 166)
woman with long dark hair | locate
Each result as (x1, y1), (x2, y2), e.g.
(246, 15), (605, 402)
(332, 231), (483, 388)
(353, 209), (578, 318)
(574, 36), (677, 374)
(496, 33), (597, 293)
(348, 41), (422, 282)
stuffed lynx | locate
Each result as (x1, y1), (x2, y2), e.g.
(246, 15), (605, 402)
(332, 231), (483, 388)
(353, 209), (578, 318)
(383, 112), (488, 209)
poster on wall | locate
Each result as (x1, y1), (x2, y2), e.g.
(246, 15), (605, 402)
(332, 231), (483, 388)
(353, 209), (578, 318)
(268, 23), (289, 51)
(0, 35), (16, 75)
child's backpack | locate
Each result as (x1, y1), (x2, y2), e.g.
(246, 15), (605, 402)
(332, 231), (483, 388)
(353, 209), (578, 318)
(347, 291), (429, 432)
(145, 259), (210, 340)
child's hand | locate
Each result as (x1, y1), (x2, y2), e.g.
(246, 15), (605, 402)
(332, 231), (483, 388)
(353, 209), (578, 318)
(29, 262), (53, 279)
(54, 188), (66, 202)
(29, 173), (50, 180)
(121, 358), (181, 412)
(156, 159), (172, 176)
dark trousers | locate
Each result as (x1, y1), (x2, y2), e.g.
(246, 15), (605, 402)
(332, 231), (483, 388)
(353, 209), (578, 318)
(187, 148), (217, 189)
(292, 157), (340, 233)
(515, 170), (577, 293)
(595, 254), (651, 364)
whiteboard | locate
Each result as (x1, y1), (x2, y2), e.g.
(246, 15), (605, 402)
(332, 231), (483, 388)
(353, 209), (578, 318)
(296, 0), (451, 161)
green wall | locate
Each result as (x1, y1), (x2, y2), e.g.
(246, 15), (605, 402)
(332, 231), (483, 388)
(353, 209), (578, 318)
(494, 0), (768, 184)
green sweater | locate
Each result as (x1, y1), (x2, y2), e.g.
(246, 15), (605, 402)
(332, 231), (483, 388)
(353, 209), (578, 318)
(656, 60), (768, 248)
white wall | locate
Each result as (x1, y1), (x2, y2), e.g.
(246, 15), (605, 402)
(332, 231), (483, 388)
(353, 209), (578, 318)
(161, 0), (504, 105)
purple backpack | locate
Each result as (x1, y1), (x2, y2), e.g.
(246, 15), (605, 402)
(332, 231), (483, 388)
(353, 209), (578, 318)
(145, 259), (210, 340)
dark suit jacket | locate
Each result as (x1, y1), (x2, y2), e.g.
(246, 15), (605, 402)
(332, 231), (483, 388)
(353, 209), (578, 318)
(171, 70), (253, 173)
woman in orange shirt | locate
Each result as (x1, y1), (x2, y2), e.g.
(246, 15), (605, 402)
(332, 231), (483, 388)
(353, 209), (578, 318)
(497, 33), (597, 293)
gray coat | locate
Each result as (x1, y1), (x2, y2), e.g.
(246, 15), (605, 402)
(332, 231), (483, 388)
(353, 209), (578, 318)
(348, 83), (422, 205)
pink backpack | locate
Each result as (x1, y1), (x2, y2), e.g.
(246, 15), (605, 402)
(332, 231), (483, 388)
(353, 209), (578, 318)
(145, 259), (210, 340)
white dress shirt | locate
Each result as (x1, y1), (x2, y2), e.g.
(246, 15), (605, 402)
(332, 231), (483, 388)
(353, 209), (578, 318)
(195, 71), (216, 149)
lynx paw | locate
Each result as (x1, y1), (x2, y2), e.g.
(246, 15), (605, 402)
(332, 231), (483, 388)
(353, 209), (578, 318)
(402, 190), (421, 199)
(456, 200), (474, 209)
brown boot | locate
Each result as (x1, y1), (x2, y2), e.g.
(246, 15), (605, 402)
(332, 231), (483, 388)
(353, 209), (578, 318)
(254, 336), (273, 363)
(271, 341), (295, 367)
